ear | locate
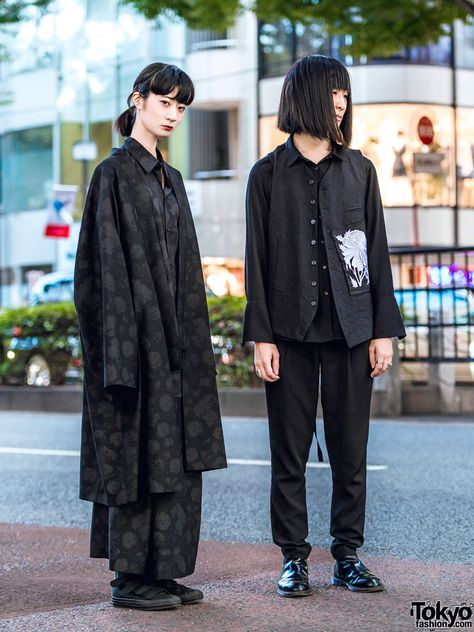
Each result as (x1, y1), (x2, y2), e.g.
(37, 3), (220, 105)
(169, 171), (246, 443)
(131, 91), (143, 110)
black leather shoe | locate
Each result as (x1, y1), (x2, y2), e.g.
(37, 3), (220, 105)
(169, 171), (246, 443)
(277, 558), (313, 597)
(332, 555), (385, 592)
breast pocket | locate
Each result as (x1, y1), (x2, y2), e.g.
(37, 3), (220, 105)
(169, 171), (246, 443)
(344, 206), (365, 225)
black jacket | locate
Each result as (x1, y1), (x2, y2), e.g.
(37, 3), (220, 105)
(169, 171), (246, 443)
(74, 139), (226, 507)
(243, 138), (406, 348)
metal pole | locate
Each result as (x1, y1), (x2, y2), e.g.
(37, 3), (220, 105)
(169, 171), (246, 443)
(451, 22), (459, 246)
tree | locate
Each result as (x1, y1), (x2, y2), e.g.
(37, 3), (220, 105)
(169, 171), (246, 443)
(0, 0), (50, 26)
(123, 0), (474, 57)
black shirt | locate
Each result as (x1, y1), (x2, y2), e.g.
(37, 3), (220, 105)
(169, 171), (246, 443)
(123, 137), (180, 301)
(249, 137), (343, 343)
(243, 137), (406, 347)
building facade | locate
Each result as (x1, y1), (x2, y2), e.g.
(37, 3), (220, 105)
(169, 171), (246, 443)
(1, 3), (473, 306)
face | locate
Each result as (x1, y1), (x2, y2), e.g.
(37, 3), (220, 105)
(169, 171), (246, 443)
(132, 87), (187, 139)
(332, 89), (348, 127)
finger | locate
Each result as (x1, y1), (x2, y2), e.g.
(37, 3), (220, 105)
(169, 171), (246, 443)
(369, 344), (376, 369)
(272, 349), (280, 376)
(262, 361), (279, 382)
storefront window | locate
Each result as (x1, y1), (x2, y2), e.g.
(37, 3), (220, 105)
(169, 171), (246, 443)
(260, 103), (456, 209)
(457, 108), (474, 208)
(259, 20), (295, 79)
(354, 104), (454, 207)
(456, 19), (474, 69)
(259, 20), (453, 80)
(1, 126), (53, 213)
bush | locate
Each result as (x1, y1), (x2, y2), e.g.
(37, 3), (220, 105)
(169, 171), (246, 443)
(207, 295), (258, 388)
(0, 297), (258, 388)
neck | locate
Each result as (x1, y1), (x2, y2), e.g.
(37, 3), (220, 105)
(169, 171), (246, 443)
(293, 133), (331, 155)
(130, 123), (158, 158)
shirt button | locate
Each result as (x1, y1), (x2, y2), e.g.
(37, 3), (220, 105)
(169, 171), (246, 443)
(310, 219), (316, 224)
(311, 300), (317, 306)
(322, 265), (327, 269)
(310, 199), (316, 205)
(311, 260), (317, 265)
(311, 239), (316, 245)
(324, 291), (329, 296)
(321, 240), (325, 244)
(309, 179), (315, 185)
(311, 281), (317, 286)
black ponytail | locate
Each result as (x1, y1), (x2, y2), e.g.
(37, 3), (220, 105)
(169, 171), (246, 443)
(114, 105), (136, 137)
(114, 62), (194, 138)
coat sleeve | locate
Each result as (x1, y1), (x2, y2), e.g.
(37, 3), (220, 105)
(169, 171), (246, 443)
(74, 165), (138, 389)
(364, 158), (406, 340)
(242, 161), (275, 344)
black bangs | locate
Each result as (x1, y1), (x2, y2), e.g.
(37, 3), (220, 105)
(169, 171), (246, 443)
(148, 64), (195, 106)
(329, 58), (351, 93)
(129, 62), (195, 107)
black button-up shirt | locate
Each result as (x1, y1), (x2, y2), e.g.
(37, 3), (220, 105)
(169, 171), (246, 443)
(252, 140), (343, 342)
(243, 136), (406, 347)
(123, 137), (180, 302)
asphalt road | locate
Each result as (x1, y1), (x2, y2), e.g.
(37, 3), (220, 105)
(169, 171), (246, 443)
(0, 411), (472, 564)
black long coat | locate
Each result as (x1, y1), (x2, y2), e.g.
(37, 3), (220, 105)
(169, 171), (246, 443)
(243, 139), (406, 347)
(74, 142), (227, 507)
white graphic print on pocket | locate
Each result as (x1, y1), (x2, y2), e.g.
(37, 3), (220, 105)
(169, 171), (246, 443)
(334, 229), (370, 289)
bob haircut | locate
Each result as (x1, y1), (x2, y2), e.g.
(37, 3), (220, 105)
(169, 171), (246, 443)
(277, 55), (352, 147)
(115, 62), (195, 137)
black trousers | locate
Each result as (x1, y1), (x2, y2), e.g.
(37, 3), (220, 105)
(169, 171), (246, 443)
(90, 473), (202, 580)
(265, 339), (373, 561)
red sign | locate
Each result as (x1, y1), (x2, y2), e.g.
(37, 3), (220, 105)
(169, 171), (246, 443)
(418, 116), (434, 145)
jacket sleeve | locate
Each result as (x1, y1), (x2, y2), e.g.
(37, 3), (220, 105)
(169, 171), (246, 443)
(74, 165), (138, 388)
(365, 158), (406, 340)
(242, 161), (275, 344)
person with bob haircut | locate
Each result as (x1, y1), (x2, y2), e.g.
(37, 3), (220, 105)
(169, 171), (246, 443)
(74, 62), (226, 611)
(243, 55), (405, 597)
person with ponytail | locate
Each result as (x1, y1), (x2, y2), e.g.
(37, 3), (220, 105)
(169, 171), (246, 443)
(74, 63), (227, 611)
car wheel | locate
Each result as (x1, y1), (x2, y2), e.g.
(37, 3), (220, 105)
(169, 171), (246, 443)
(25, 354), (52, 387)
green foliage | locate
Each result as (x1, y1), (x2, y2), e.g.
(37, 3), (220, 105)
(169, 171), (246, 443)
(121, 0), (242, 29)
(207, 295), (258, 388)
(0, 302), (78, 337)
(123, 0), (473, 57)
(0, 298), (257, 387)
(0, 0), (50, 26)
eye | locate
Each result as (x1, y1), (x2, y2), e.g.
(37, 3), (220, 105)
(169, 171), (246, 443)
(161, 99), (170, 106)
(178, 105), (186, 113)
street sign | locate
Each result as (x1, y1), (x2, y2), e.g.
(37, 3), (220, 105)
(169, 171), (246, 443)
(44, 185), (79, 239)
(417, 116), (434, 145)
(413, 152), (446, 174)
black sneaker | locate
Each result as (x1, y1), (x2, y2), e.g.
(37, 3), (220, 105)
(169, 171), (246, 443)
(155, 579), (204, 604)
(111, 574), (182, 610)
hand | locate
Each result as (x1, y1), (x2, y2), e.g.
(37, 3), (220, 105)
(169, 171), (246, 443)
(254, 342), (280, 382)
(369, 338), (393, 378)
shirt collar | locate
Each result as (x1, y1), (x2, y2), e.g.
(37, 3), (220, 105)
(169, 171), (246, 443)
(122, 136), (162, 175)
(285, 135), (346, 166)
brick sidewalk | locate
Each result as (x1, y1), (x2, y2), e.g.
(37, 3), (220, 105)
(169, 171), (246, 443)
(1, 523), (473, 631)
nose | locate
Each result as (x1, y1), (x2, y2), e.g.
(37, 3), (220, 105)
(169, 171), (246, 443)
(335, 94), (345, 111)
(166, 106), (177, 121)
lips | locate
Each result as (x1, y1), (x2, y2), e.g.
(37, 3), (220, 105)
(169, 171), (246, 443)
(161, 125), (173, 131)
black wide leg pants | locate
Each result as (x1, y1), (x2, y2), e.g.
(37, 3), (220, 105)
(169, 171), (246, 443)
(264, 338), (373, 561)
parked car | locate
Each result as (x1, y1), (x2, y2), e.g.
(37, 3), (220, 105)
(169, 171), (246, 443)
(28, 271), (74, 306)
(0, 303), (81, 387)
